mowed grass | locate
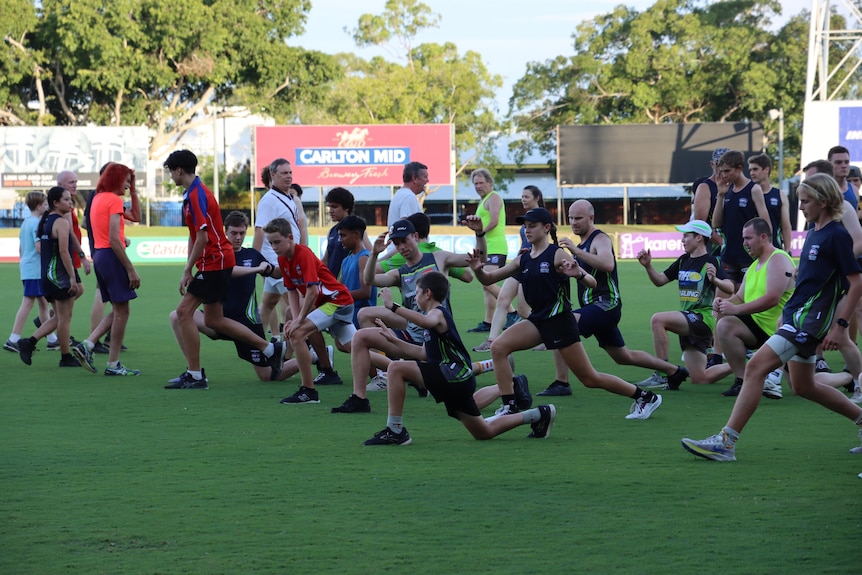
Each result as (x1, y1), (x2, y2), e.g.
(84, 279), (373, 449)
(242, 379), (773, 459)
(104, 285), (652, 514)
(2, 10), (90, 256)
(1, 261), (860, 575)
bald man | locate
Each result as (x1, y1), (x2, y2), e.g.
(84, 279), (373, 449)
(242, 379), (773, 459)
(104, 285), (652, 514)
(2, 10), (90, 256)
(538, 200), (690, 396)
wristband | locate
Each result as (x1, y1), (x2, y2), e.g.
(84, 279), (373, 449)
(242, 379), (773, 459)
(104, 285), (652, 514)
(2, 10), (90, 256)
(837, 318), (850, 328)
(78, 251), (86, 258)
(475, 231), (485, 238)
(389, 303), (400, 313)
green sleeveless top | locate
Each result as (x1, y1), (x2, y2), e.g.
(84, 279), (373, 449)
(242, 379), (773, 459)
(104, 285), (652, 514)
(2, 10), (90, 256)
(476, 191), (507, 255)
(743, 248), (794, 335)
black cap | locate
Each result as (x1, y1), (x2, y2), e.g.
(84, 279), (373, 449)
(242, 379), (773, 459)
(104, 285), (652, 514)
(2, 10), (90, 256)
(516, 208), (553, 225)
(389, 219), (416, 239)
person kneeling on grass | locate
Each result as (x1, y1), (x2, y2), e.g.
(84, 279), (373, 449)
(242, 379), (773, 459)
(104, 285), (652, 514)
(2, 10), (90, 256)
(364, 272), (555, 446)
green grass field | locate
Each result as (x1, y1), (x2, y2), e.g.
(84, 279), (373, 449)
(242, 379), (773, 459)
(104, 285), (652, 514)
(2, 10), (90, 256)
(1, 261), (860, 574)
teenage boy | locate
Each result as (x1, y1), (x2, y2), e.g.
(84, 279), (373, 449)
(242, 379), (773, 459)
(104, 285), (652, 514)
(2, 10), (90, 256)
(322, 187), (371, 278)
(264, 217), (356, 405)
(335, 215), (376, 326)
(364, 272), (555, 446)
(164, 149), (283, 389)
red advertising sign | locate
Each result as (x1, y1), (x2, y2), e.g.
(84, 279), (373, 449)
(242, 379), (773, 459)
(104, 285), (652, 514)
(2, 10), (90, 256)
(254, 124), (453, 187)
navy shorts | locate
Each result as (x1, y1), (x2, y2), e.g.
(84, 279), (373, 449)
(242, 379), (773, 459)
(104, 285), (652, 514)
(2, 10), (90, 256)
(529, 312), (581, 349)
(187, 269), (232, 304)
(772, 324), (821, 359)
(93, 249), (137, 304)
(23, 279), (43, 298)
(207, 314), (267, 366)
(677, 311), (713, 355)
(575, 302), (625, 349)
(418, 362), (481, 419)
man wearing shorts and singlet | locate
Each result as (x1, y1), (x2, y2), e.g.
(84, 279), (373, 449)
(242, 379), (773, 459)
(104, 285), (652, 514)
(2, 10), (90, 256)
(363, 272), (556, 446)
(637, 220), (736, 387)
(165, 150), (283, 389)
(467, 168), (514, 333)
(691, 148), (730, 257)
(682, 174), (862, 461)
(537, 200), (689, 396)
(711, 218), (795, 399)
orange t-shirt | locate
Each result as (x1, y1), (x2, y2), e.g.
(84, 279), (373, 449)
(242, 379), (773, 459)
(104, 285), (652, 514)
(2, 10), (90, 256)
(90, 192), (125, 250)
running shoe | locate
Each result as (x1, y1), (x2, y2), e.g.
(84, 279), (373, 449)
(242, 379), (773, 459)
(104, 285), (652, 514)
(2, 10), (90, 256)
(636, 371), (668, 389)
(681, 431), (737, 461)
(762, 378), (783, 400)
(280, 386), (320, 404)
(514, 374), (532, 410)
(366, 372), (388, 392)
(105, 363), (141, 376)
(721, 379), (743, 397)
(485, 402), (519, 423)
(58, 355), (81, 367)
(625, 394), (663, 420)
(164, 372), (208, 389)
(537, 381), (572, 396)
(72, 342), (97, 374)
(527, 405), (556, 439)
(313, 370), (343, 386)
(467, 321), (491, 333)
(331, 394), (371, 413)
(364, 427), (411, 446)
(3, 339), (19, 353)
(472, 338), (492, 352)
(18, 337), (35, 365)
(666, 366), (689, 390)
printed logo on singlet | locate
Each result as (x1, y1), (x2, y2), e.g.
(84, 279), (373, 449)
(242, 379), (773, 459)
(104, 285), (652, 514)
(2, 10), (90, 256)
(738, 198), (749, 208)
(808, 244), (820, 261)
(540, 262), (550, 273)
(769, 198), (779, 206)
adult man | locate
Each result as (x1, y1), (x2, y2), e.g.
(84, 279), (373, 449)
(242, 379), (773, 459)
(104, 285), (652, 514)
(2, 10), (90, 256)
(711, 218), (795, 398)
(467, 168), (514, 333)
(72, 163), (141, 376)
(712, 150), (771, 288)
(253, 158), (307, 340)
(682, 173), (862, 462)
(331, 219), (475, 413)
(387, 162), (427, 228)
(691, 147), (730, 256)
(538, 200), (689, 396)
(637, 220), (735, 386)
(828, 145), (858, 209)
(747, 154), (791, 250)
(164, 150), (283, 389)
(848, 166), (861, 195)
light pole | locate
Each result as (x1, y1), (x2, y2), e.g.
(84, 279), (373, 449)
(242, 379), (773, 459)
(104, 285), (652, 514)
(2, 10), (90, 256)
(768, 108), (784, 192)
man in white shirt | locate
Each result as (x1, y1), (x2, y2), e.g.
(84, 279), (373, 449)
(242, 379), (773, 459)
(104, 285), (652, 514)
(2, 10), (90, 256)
(387, 162), (428, 228)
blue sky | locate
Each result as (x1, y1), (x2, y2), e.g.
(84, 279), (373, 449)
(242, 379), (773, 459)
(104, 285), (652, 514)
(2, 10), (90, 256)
(292, 0), (812, 111)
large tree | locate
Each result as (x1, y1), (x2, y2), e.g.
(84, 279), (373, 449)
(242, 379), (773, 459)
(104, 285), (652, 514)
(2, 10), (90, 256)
(509, 0), (811, 177)
(302, 0), (506, 195)
(1, 0), (341, 158)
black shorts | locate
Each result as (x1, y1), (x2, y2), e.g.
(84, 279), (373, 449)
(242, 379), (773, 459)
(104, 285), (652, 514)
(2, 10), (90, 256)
(187, 269), (232, 304)
(773, 324), (821, 359)
(529, 312), (580, 350)
(486, 254), (507, 267)
(418, 362), (480, 419)
(677, 311), (713, 355)
(42, 270), (81, 302)
(738, 314), (771, 349)
(720, 261), (748, 286)
(575, 302), (625, 348)
(392, 328), (423, 347)
(209, 316), (267, 366)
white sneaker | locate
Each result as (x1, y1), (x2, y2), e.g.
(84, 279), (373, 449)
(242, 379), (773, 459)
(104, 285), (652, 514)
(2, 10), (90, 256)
(851, 388), (862, 405)
(762, 376), (783, 400)
(366, 372), (388, 392)
(850, 428), (862, 454)
(625, 394), (663, 420)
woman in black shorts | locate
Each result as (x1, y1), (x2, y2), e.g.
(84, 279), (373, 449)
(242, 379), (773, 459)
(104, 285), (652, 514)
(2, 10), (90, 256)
(466, 208), (663, 421)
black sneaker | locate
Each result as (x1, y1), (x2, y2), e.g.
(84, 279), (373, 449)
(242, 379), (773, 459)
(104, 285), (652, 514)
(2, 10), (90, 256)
(504, 312), (520, 329)
(46, 340), (60, 351)
(815, 357), (832, 373)
(18, 337), (35, 365)
(33, 317), (42, 329)
(706, 353), (723, 369)
(167, 367), (197, 384)
(721, 379), (743, 397)
(313, 370), (343, 386)
(408, 381), (429, 398)
(3, 339), (19, 352)
(514, 374), (532, 410)
(280, 386), (320, 404)
(92, 341), (111, 354)
(666, 366), (689, 391)
(331, 394), (371, 413)
(268, 341), (284, 369)
(363, 426), (412, 446)
(104, 334), (127, 351)
(527, 404), (556, 438)
(467, 321), (491, 333)
(164, 372), (209, 389)
(537, 381), (572, 396)
(58, 354), (81, 367)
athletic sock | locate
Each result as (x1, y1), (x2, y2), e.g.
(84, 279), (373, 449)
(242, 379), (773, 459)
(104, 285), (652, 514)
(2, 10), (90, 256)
(107, 361), (119, 369)
(46, 333), (58, 344)
(387, 416), (403, 433)
(521, 407), (542, 424)
(83, 340), (95, 351)
(502, 393), (516, 408)
(9, 334), (20, 343)
(476, 359), (494, 374)
(723, 426), (740, 443)
(188, 370), (203, 380)
(631, 387), (653, 401)
(551, 380), (570, 387)
(263, 342), (275, 358)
